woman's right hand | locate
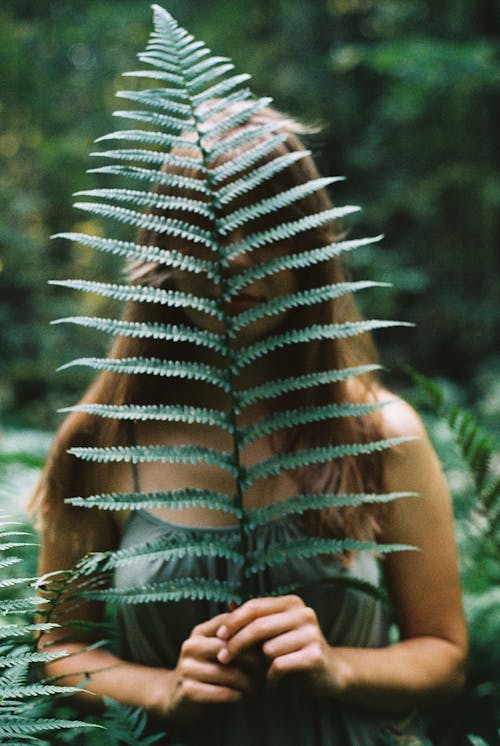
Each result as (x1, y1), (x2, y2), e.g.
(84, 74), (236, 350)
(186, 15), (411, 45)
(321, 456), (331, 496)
(161, 612), (261, 724)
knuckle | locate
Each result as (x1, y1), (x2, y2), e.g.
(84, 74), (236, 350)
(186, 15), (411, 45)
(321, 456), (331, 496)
(244, 599), (260, 615)
(307, 643), (323, 666)
(285, 594), (303, 607)
(302, 606), (317, 624)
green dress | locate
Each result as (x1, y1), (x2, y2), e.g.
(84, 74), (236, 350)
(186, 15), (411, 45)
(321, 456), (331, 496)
(115, 510), (425, 745)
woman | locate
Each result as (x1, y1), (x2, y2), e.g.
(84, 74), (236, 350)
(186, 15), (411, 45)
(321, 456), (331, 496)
(33, 105), (467, 744)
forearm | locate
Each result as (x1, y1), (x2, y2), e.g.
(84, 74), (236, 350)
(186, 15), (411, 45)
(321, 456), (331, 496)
(43, 642), (171, 718)
(321, 636), (466, 712)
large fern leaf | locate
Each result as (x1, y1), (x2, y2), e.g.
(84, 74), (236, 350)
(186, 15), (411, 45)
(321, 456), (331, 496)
(53, 3), (416, 617)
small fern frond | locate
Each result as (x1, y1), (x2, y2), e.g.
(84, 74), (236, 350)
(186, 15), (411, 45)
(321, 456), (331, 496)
(235, 364), (382, 410)
(239, 401), (385, 447)
(83, 578), (241, 606)
(246, 492), (417, 529)
(228, 281), (389, 331)
(80, 535), (241, 575)
(219, 177), (344, 234)
(88, 162), (208, 193)
(115, 87), (192, 115)
(51, 233), (214, 276)
(53, 316), (225, 352)
(94, 125), (196, 150)
(73, 201), (215, 249)
(74, 188), (212, 218)
(246, 537), (416, 575)
(222, 206), (360, 262)
(217, 150), (311, 205)
(50, 280), (222, 318)
(66, 488), (239, 515)
(60, 403), (231, 430)
(243, 437), (417, 488)
(232, 321), (413, 372)
(57, 357), (230, 392)
(68, 444), (237, 474)
(225, 235), (384, 294)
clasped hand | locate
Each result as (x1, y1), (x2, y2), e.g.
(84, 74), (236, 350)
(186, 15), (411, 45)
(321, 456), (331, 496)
(166, 595), (336, 723)
(216, 595), (333, 691)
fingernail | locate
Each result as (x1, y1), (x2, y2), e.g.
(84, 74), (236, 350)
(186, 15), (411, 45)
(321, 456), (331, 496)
(216, 625), (229, 639)
(217, 647), (230, 663)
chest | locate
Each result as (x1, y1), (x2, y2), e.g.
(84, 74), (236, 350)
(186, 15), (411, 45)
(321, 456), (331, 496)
(108, 423), (299, 533)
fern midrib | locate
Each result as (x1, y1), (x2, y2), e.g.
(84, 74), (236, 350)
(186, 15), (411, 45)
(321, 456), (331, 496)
(172, 23), (250, 600)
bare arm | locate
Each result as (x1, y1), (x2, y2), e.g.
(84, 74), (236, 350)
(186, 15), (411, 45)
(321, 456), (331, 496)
(37, 503), (255, 722)
(216, 396), (468, 712)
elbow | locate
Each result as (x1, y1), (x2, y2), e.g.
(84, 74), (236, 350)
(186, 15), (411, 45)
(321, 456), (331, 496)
(439, 638), (468, 701)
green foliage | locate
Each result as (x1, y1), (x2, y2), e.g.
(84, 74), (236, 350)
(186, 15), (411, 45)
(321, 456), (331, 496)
(0, 515), (98, 744)
(408, 371), (499, 745)
(46, 2), (416, 612)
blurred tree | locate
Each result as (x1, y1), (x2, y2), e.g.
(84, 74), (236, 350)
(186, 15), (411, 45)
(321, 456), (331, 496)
(0, 0), (498, 427)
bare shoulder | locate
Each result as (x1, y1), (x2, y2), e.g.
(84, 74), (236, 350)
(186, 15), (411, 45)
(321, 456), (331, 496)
(375, 387), (427, 440)
(371, 388), (454, 535)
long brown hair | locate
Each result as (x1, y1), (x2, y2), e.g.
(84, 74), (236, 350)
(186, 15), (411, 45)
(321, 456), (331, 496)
(33, 104), (386, 545)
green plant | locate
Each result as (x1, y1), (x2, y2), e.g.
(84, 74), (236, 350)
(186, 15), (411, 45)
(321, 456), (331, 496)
(0, 514), (96, 744)
(50, 4), (416, 612)
(408, 370), (499, 745)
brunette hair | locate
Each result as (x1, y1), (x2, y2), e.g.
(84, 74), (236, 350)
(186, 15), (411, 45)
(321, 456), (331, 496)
(33, 103), (386, 546)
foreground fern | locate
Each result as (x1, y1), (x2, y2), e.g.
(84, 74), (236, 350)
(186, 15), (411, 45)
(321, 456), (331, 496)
(0, 515), (95, 744)
(53, 5), (416, 607)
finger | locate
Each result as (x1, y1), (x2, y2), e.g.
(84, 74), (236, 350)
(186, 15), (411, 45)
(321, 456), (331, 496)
(216, 596), (303, 641)
(267, 647), (319, 686)
(183, 659), (257, 694)
(217, 608), (307, 662)
(262, 628), (315, 659)
(181, 636), (225, 661)
(191, 612), (231, 637)
(182, 679), (244, 704)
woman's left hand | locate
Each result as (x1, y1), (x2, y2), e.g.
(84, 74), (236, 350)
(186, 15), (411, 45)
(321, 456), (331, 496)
(215, 595), (338, 693)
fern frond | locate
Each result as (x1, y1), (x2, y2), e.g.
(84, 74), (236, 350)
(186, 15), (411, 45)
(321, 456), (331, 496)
(228, 281), (389, 331)
(80, 534), (242, 574)
(239, 401), (385, 447)
(88, 162), (208, 193)
(68, 444), (237, 475)
(52, 233), (215, 278)
(222, 206), (360, 262)
(112, 108), (196, 132)
(247, 537), (416, 574)
(210, 131), (290, 185)
(217, 150), (311, 205)
(246, 492), (417, 529)
(93, 133), (197, 155)
(52, 317), (226, 352)
(74, 188), (212, 219)
(232, 321), (413, 372)
(0, 717), (98, 737)
(219, 177), (344, 235)
(60, 403), (231, 430)
(243, 436), (417, 488)
(226, 235), (384, 294)
(83, 578), (240, 605)
(235, 364), (382, 410)
(115, 88), (192, 117)
(73, 202), (215, 249)
(200, 96), (274, 138)
(66, 488), (239, 515)
(50, 280), (222, 318)
(57, 357), (230, 392)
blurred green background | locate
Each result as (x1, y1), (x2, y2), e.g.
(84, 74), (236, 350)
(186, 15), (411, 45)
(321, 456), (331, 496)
(0, 0), (498, 431)
(0, 2), (498, 742)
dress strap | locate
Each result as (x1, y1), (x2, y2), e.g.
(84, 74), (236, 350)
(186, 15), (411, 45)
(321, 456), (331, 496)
(125, 421), (140, 493)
